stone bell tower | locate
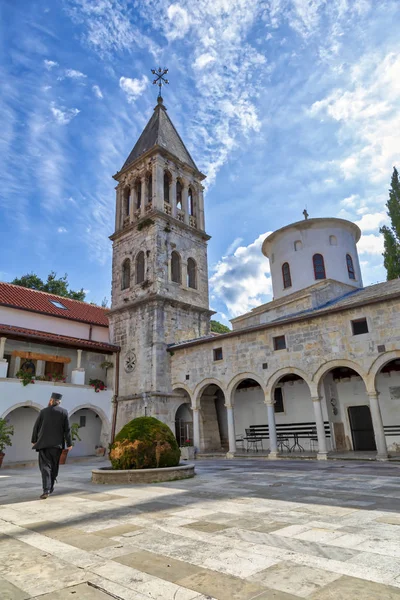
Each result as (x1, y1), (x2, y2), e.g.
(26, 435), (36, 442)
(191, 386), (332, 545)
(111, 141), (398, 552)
(109, 95), (213, 431)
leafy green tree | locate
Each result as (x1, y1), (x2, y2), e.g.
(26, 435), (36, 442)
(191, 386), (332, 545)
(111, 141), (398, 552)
(380, 167), (400, 280)
(11, 271), (85, 301)
(210, 319), (230, 333)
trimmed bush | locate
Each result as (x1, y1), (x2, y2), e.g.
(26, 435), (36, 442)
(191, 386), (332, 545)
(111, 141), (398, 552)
(110, 416), (181, 470)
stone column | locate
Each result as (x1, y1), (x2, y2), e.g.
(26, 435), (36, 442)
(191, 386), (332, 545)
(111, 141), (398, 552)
(71, 349), (85, 385)
(140, 176), (146, 217)
(129, 184), (134, 222)
(13, 356), (21, 377)
(152, 161), (164, 211)
(225, 404), (236, 457)
(182, 182), (189, 225)
(265, 398), (278, 458)
(311, 396), (328, 459)
(368, 392), (388, 460)
(192, 407), (200, 455)
(115, 186), (122, 230)
(77, 349), (82, 369)
(0, 337), (6, 360)
(198, 186), (205, 231)
(170, 175), (177, 218)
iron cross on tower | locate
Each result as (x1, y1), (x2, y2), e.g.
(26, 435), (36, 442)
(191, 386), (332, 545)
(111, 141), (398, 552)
(151, 67), (169, 98)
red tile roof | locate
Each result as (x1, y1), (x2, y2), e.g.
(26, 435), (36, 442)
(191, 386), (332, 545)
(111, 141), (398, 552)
(0, 282), (109, 326)
(0, 323), (119, 353)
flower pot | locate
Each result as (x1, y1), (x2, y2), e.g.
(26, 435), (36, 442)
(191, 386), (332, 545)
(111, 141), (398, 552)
(59, 449), (69, 465)
(180, 446), (195, 460)
(95, 447), (106, 457)
(0, 453), (4, 468)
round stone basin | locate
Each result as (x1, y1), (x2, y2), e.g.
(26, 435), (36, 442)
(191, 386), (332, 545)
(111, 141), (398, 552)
(92, 463), (195, 484)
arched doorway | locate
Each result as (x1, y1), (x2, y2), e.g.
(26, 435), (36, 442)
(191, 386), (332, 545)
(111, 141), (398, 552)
(233, 378), (264, 446)
(175, 403), (193, 447)
(198, 384), (227, 452)
(4, 406), (40, 463)
(69, 408), (102, 457)
(375, 359), (400, 453)
(318, 365), (373, 452)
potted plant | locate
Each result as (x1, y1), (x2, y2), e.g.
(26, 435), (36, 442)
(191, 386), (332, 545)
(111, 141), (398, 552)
(16, 369), (35, 386)
(0, 419), (14, 467)
(59, 422), (81, 465)
(89, 378), (107, 393)
(95, 444), (106, 457)
(179, 439), (195, 460)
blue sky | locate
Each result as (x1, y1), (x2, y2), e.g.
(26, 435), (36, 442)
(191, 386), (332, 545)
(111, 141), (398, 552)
(1, 0), (399, 325)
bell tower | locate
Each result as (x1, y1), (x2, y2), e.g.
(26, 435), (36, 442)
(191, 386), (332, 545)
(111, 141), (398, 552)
(109, 93), (213, 431)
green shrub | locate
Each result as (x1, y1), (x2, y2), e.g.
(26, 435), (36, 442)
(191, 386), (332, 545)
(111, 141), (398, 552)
(110, 416), (180, 470)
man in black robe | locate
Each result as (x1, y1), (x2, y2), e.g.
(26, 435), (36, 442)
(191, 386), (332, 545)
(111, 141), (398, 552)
(31, 392), (72, 499)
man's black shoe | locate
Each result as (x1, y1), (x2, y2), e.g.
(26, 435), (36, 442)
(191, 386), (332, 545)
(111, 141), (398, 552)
(40, 492), (49, 500)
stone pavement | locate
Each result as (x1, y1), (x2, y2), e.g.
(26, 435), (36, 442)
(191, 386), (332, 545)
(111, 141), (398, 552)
(2, 459), (400, 599)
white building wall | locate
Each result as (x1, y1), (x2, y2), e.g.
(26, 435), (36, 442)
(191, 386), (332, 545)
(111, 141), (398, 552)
(5, 407), (39, 463)
(69, 408), (102, 456)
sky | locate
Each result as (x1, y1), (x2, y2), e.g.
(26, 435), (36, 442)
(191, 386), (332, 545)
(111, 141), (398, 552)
(1, 0), (399, 326)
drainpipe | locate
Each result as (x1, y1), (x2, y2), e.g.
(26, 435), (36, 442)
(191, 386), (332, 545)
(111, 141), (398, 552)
(110, 350), (120, 443)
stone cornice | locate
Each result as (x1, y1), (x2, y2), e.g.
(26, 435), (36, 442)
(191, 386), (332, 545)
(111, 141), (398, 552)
(108, 293), (215, 318)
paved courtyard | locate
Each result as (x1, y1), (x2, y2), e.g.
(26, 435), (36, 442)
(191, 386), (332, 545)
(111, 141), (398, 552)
(1, 459), (400, 599)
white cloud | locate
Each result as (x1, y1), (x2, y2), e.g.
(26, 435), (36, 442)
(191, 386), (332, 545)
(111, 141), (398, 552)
(50, 103), (80, 125)
(44, 59), (58, 70)
(210, 232), (272, 317)
(357, 233), (384, 256)
(119, 75), (148, 102)
(92, 84), (103, 99)
(355, 211), (387, 233)
(65, 68), (87, 79)
(193, 53), (215, 70)
(57, 227), (67, 233)
(166, 4), (191, 40)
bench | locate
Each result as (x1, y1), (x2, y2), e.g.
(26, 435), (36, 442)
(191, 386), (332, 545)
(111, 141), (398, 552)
(246, 422), (331, 452)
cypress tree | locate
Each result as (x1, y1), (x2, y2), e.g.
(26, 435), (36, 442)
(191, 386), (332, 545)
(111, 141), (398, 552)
(380, 167), (400, 280)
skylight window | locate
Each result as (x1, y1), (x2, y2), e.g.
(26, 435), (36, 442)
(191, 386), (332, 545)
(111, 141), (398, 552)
(50, 300), (68, 310)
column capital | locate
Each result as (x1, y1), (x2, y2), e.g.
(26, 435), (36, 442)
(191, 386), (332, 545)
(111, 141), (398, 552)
(264, 399), (275, 407)
(224, 404), (233, 410)
(192, 406), (199, 412)
(311, 396), (322, 403)
(367, 391), (379, 399)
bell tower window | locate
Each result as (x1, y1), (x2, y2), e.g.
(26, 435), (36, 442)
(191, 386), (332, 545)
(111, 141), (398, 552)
(171, 251), (181, 284)
(135, 180), (141, 209)
(282, 262), (292, 289)
(136, 251), (145, 284)
(164, 172), (170, 203)
(147, 174), (152, 204)
(176, 180), (182, 210)
(313, 253), (326, 280)
(187, 258), (197, 289)
(121, 259), (131, 290)
(123, 187), (130, 217)
(188, 187), (194, 216)
(346, 253), (355, 280)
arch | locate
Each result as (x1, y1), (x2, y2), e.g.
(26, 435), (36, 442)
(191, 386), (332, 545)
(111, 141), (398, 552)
(312, 359), (368, 395)
(193, 377), (226, 409)
(187, 257), (197, 289)
(1, 401), (42, 419)
(136, 251), (145, 284)
(329, 235), (337, 246)
(123, 186), (130, 217)
(135, 179), (142, 209)
(313, 253), (326, 280)
(294, 240), (302, 251)
(172, 383), (193, 399)
(188, 186), (195, 216)
(164, 171), (171, 203)
(282, 262), (292, 289)
(171, 251), (181, 284)
(367, 350), (400, 392)
(69, 404), (111, 439)
(121, 258), (131, 290)
(346, 253), (355, 280)
(176, 179), (183, 210)
(227, 372), (267, 402)
(266, 367), (313, 396)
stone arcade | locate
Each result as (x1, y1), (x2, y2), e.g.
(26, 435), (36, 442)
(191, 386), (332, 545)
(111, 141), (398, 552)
(109, 95), (400, 461)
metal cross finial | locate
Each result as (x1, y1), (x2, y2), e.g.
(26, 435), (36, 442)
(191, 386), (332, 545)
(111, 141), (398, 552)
(151, 67), (169, 98)
(303, 208), (309, 220)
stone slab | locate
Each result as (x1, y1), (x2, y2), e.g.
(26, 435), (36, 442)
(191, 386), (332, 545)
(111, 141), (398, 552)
(309, 575), (400, 599)
(92, 524), (143, 538)
(176, 570), (268, 600)
(36, 582), (117, 599)
(0, 579), (29, 600)
(21, 521), (116, 551)
(115, 549), (203, 583)
(182, 520), (230, 533)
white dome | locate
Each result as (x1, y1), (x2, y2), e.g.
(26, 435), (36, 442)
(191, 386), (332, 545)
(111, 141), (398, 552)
(262, 218), (363, 300)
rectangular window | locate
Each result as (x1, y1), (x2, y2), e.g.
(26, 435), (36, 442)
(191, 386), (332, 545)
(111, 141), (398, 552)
(79, 415), (86, 428)
(351, 318), (369, 335)
(3, 354), (11, 377)
(274, 387), (284, 413)
(45, 361), (64, 379)
(273, 335), (286, 351)
(213, 347), (223, 361)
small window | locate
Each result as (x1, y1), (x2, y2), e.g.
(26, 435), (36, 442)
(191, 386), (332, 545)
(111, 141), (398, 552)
(329, 235), (337, 246)
(188, 187), (194, 216)
(45, 361), (64, 379)
(273, 335), (286, 351)
(50, 300), (68, 309)
(294, 240), (302, 251)
(346, 254), (355, 280)
(213, 347), (223, 361)
(135, 180), (142, 209)
(351, 318), (368, 335)
(187, 258), (197, 289)
(121, 258), (131, 290)
(313, 253), (326, 280)
(176, 180), (182, 210)
(282, 262), (292, 289)
(123, 187), (130, 217)
(164, 172), (170, 203)
(136, 251), (145, 284)
(147, 174), (152, 203)
(79, 415), (86, 428)
(274, 387), (284, 413)
(171, 251), (181, 284)
(271, 253), (275, 264)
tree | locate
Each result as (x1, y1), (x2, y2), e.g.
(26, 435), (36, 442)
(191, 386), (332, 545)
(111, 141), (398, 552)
(11, 271), (86, 301)
(211, 319), (230, 334)
(380, 167), (400, 280)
